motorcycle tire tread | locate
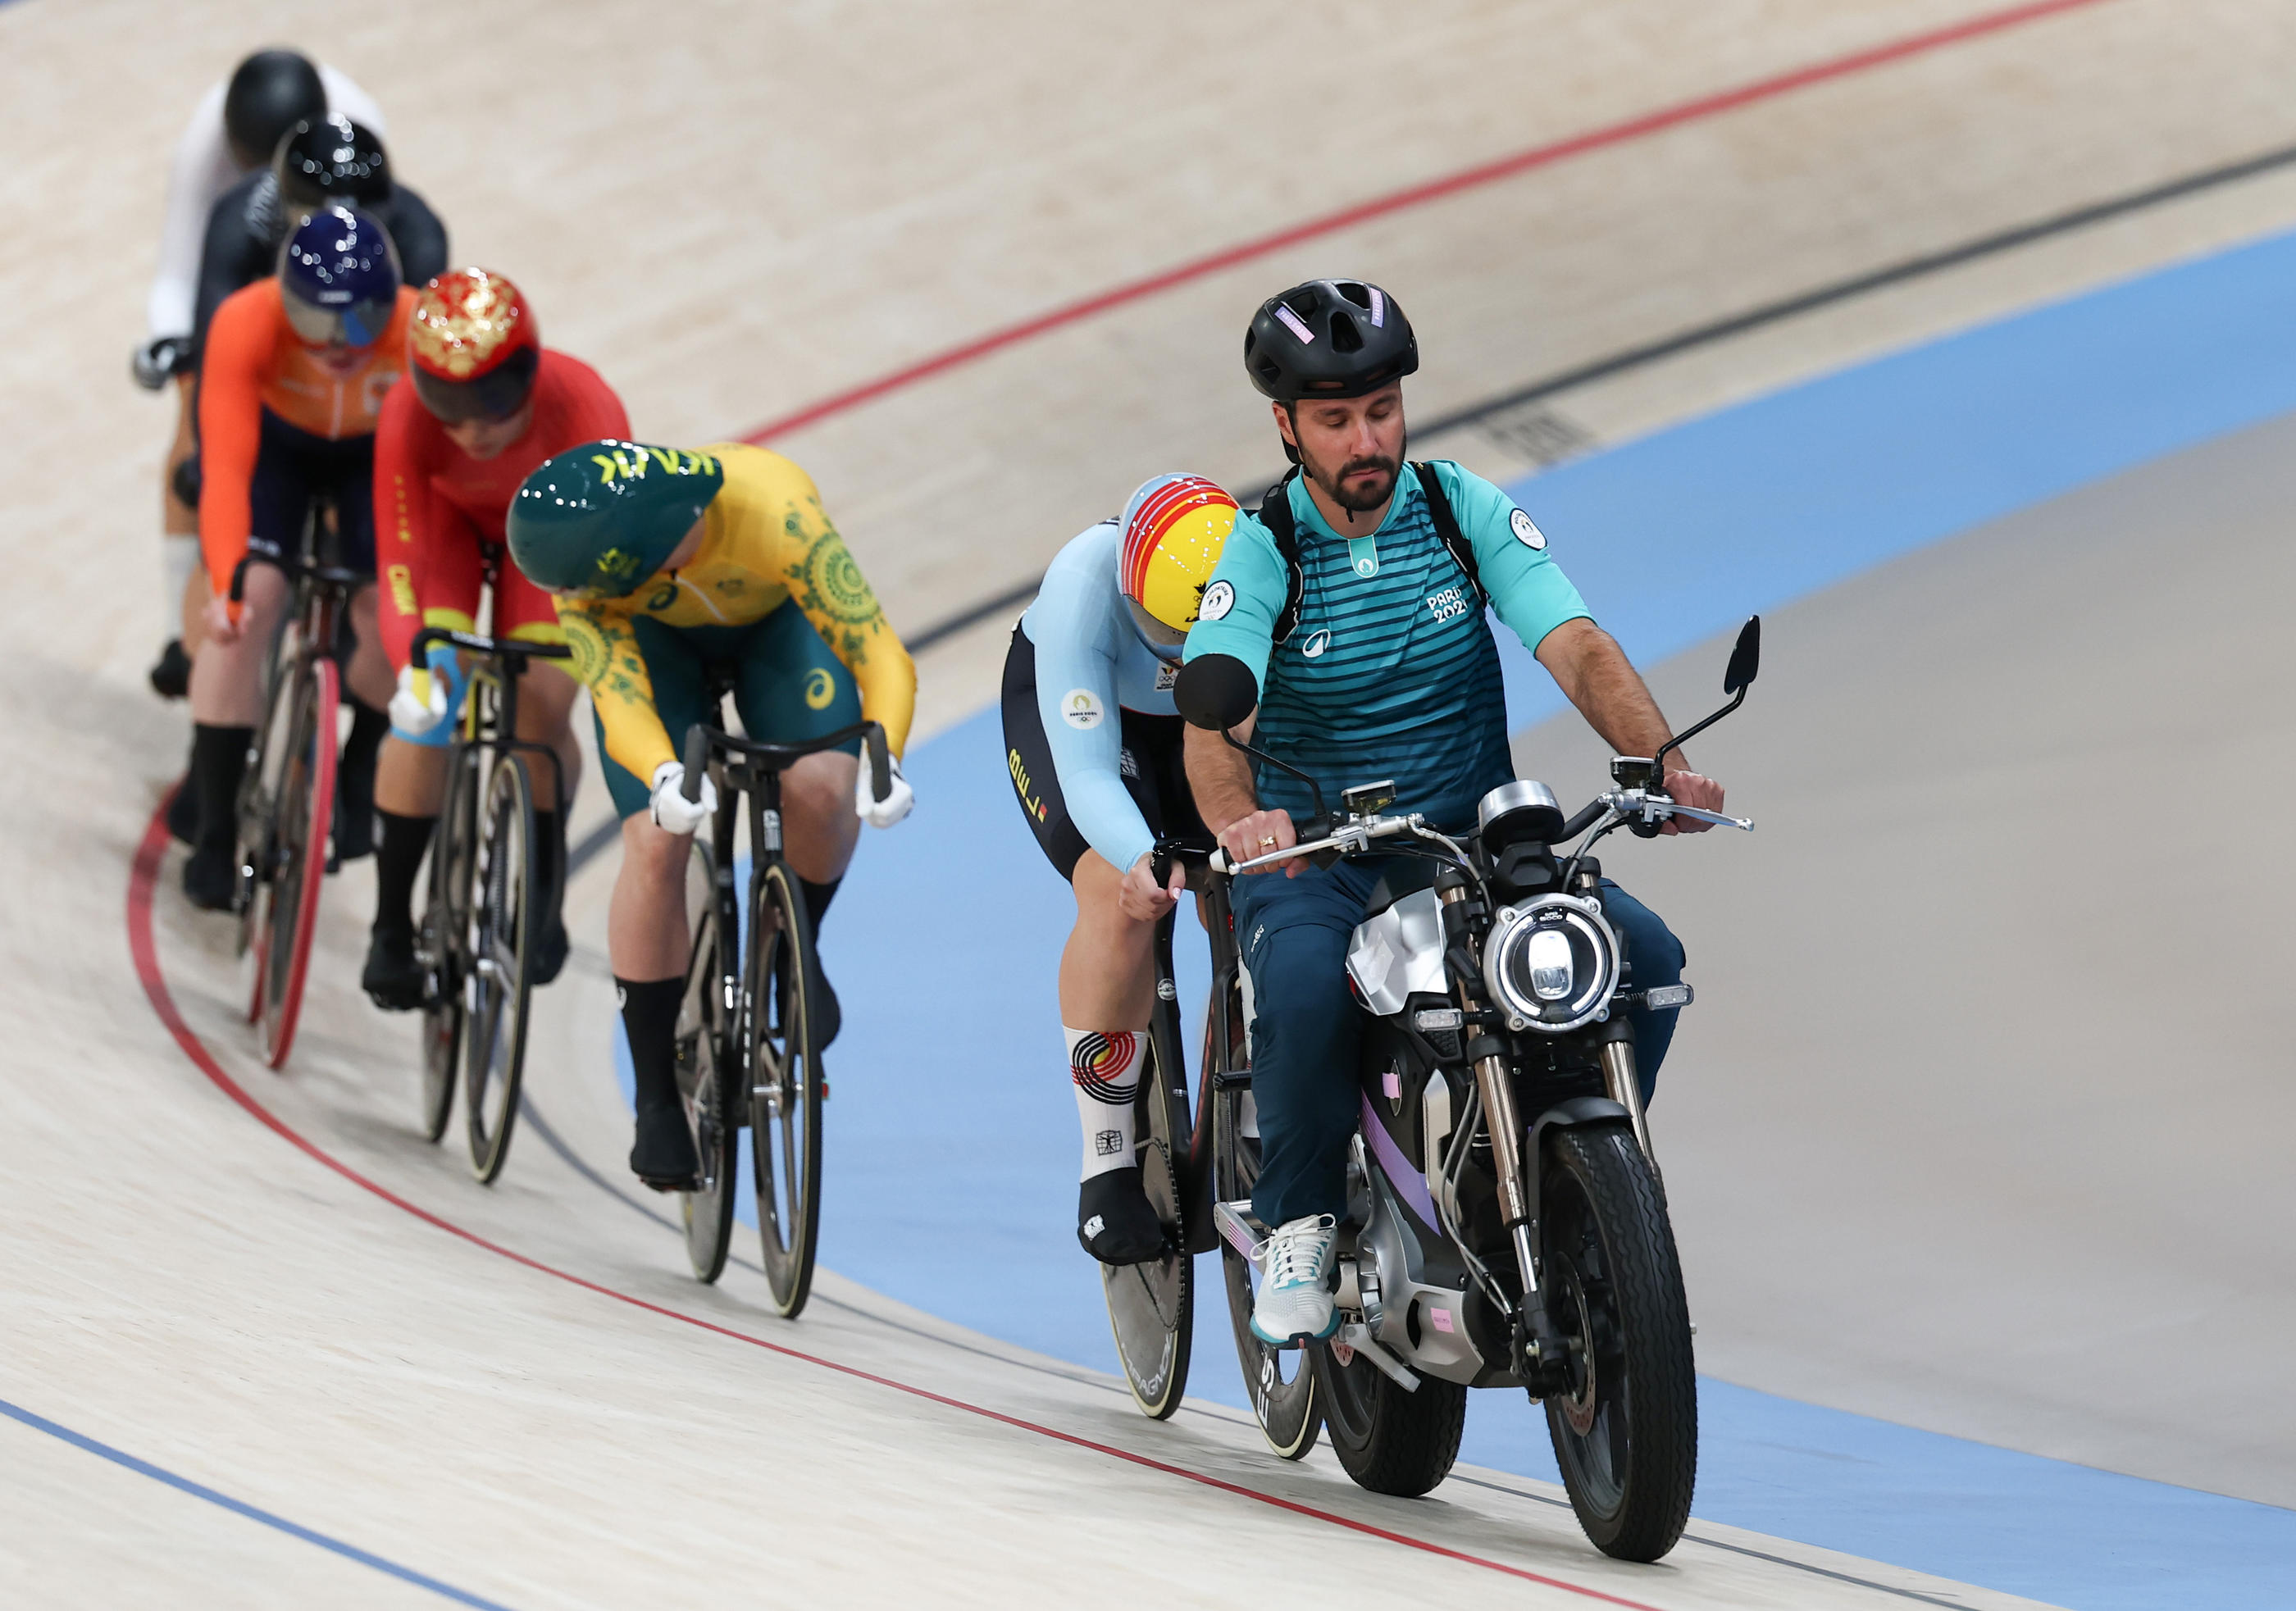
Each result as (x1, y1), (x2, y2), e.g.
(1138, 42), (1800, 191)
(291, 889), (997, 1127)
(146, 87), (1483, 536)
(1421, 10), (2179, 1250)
(1319, 1350), (1467, 1498)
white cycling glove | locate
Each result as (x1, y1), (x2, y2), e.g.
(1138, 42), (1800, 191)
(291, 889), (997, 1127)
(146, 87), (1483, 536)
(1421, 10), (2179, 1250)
(389, 662), (449, 737)
(649, 760), (718, 835)
(854, 753), (914, 829)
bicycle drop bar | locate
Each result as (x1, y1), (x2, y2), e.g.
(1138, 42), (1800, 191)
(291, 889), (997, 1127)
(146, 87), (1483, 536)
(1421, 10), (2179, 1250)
(680, 719), (891, 804)
(409, 626), (575, 666)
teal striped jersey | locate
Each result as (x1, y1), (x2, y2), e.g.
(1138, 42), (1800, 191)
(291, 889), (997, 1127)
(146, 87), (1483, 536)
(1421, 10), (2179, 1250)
(1183, 460), (1590, 831)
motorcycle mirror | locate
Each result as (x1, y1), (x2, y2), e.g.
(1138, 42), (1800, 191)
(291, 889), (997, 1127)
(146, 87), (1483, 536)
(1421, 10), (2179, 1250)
(1175, 653), (1258, 731)
(1723, 615), (1761, 696)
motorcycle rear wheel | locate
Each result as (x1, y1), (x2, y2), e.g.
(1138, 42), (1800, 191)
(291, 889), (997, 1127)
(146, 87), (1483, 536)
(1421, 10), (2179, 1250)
(1539, 1121), (1697, 1562)
(1314, 1341), (1466, 1497)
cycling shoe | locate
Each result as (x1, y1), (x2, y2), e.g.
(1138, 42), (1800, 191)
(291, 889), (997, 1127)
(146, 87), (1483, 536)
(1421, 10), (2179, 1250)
(1077, 1167), (1167, 1265)
(531, 917), (569, 987)
(148, 638), (191, 700)
(182, 842), (237, 911)
(629, 1101), (699, 1191)
(362, 927), (425, 1012)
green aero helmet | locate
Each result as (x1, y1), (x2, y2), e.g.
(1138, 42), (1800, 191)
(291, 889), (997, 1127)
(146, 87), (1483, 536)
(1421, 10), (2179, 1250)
(508, 440), (727, 598)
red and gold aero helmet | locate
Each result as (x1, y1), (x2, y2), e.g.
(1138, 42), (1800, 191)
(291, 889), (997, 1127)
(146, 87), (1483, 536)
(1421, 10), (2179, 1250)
(408, 268), (542, 424)
(1119, 474), (1239, 658)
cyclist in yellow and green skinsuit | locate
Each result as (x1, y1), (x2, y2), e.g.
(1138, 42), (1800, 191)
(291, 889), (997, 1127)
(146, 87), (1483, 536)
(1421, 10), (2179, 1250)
(508, 439), (916, 1187)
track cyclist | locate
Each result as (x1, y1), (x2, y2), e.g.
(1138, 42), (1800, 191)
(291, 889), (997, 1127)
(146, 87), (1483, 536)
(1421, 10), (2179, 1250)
(181, 206), (412, 909)
(138, 49), (385, 699)
(506, 441), (918, 1188)
(1180, 279), (1724, 1347)
(1001, 475), (1234, 1263)
(361, 269), (630, 1009)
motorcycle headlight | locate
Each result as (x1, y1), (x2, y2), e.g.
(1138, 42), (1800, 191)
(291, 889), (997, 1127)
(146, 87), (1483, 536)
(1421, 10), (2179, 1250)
(1482, 894), (1619, 1033)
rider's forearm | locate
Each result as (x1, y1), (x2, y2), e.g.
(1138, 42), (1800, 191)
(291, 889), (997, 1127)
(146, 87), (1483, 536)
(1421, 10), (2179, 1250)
(1183, 719), (1260, 834)
(1537, 620), (1685, 770)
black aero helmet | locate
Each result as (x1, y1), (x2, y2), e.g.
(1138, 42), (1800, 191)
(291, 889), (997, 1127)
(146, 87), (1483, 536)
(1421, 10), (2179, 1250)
(1243, 279), (1418, 403)
(276, 115), (392, 212)
(223, 49), (327, 171)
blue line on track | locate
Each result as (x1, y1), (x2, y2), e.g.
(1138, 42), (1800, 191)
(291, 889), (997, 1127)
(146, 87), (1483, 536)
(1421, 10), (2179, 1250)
(0, 1395), (519, 1609)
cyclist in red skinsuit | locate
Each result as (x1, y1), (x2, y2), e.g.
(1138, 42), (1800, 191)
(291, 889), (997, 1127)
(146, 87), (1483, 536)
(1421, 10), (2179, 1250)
(361, 267), (630, 1007)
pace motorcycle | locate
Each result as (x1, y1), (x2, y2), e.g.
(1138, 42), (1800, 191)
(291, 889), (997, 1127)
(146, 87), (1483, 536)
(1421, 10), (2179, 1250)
(1168, 617), (1761, 1563)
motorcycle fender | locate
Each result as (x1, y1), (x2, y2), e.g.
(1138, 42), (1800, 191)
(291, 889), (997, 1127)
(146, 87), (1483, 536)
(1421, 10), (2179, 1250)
(1524, 1096), (1631, 1226)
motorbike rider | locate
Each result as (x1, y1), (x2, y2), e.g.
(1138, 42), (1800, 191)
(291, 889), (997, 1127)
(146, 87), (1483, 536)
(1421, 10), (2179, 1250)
(362, 268), (629, 1009)
(1000, 475), (1237, 1264)
(138, 49), (387, 699)
(1181, 279), (1724, 1347)
(506, 440), (916, 1188)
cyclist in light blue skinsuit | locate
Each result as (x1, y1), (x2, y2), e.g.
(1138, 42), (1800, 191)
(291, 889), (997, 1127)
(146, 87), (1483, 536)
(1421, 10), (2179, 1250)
(1000, 476), (1239, 1264)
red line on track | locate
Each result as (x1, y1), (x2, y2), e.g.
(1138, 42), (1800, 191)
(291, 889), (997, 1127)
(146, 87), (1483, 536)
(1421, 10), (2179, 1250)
(124, 801), (1664, 1609)
(737, 0), (2116, 445)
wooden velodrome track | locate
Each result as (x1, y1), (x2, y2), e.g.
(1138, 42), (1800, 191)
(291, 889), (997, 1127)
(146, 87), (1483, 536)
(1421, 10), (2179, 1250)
(5, 1), (2295, 1604)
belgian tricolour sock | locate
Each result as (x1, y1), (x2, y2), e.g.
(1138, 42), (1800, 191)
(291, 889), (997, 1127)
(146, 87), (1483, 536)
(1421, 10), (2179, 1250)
(1067, 1026), (1145, 1181)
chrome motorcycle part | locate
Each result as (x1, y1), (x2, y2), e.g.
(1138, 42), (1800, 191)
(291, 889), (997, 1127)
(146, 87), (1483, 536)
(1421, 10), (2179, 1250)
(1333, 1321), (1420, 1390)
(1475, 777), (1565, 848)
(1483, 893), (1620, 1033)
(1601, 1036), (1660, 1175)
(1419, 1071), (1453, 1182)
(1346, 887), (1447, 1015)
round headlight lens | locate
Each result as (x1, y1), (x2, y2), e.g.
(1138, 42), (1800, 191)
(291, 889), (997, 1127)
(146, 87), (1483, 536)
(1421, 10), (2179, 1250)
(1482, 896), (1620, 1033)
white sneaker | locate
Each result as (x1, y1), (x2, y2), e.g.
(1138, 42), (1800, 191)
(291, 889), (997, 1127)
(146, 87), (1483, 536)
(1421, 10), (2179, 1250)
(1249, 1214), (1340, 1347)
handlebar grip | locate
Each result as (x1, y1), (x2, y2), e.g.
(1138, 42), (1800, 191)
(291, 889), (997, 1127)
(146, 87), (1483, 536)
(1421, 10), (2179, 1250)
(681, 724), (709, 803)
(864, 724), (891, 803)
(1151, 844), (1173, 886)
(228, 557), (249, 605)
(1629, 819), (1663, 839)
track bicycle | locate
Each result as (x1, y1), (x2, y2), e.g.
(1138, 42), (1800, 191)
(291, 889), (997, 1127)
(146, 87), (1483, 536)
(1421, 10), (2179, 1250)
(674, 687), (893, 1318)
(229, 502), (366, 1071)
(410, 618), (573, 1183)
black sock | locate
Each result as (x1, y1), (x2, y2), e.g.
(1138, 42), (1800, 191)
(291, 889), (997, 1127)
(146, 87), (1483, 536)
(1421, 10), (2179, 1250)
(617, 976), (684, 1112)
(531, 809), (564, 931)
(800, 876), (841, 938)
(372, 810), (435, 940)
(189, 723), (253, 852)
(339, 697), (387, 798)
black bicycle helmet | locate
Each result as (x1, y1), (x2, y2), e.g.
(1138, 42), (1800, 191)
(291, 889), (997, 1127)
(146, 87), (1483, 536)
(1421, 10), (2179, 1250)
(1243, 279), (1418, 402)
(275, 114), (393, 212)
(222, 49), (327, 171)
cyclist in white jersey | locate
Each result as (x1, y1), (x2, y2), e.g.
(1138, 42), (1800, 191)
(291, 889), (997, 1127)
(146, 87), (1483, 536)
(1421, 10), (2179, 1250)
(135, 49), (385, 698)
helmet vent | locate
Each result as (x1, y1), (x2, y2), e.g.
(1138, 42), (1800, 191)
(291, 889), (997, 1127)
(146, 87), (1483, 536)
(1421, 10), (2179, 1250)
(1329, 313), (1363, 354)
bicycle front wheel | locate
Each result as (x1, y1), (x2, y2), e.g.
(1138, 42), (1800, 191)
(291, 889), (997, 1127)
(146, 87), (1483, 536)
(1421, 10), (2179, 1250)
(746, 858), (823, 1317)
(254, 657), (337, 1070)
(416, 744), (481, 1142)
(1100, 1014), (1193, 1418)
(677, 837), (740, 1282)
(462, 754), (538, 1183)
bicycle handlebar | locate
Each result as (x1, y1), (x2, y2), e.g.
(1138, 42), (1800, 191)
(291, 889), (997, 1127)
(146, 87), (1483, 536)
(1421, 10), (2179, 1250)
(680, 719), (891, 805)
(410, 626), (574, 666)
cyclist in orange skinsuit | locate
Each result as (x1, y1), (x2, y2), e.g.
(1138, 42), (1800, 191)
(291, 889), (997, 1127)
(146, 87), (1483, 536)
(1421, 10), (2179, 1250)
(181, 206), (411, 909)
(359, 268), (630, 1007)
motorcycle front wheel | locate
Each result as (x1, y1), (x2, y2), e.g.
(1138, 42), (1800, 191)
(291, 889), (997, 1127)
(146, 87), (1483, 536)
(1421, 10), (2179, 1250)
(1538, 1121), (1697, 1562)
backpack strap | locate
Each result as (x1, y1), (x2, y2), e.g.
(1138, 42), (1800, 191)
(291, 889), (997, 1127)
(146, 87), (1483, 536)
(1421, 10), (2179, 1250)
(1256, 470), (1307, 644)
(1260, 462), (1478, 644)
(1411, 461), (1483, 604)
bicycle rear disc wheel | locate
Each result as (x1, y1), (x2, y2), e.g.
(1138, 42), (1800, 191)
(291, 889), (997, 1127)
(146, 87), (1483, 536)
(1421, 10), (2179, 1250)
(416, 748), (480, 1142)
(678, 840), (739, 1283)
(747, 859), (823, 1318)
(1100, 1024), (1193, 1418)
(1210, 996), (1319, 1459)
(463, 755), (538, 1183)
(257, 658), (337, 1070)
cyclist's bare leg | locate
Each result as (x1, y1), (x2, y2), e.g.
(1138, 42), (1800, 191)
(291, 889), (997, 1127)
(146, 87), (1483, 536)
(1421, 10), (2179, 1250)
(780, 749), (859, 885)
(515, 662), (584, 811)
(609, 814), (691, 981)
(1059, 849), (1158, 1029)
(344, 587), (394, 709)
(188, 564), (289, 726)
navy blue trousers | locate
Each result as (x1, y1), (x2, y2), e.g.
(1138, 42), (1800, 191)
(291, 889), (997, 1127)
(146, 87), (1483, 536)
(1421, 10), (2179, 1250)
(1232, 857), (1685, 1228)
